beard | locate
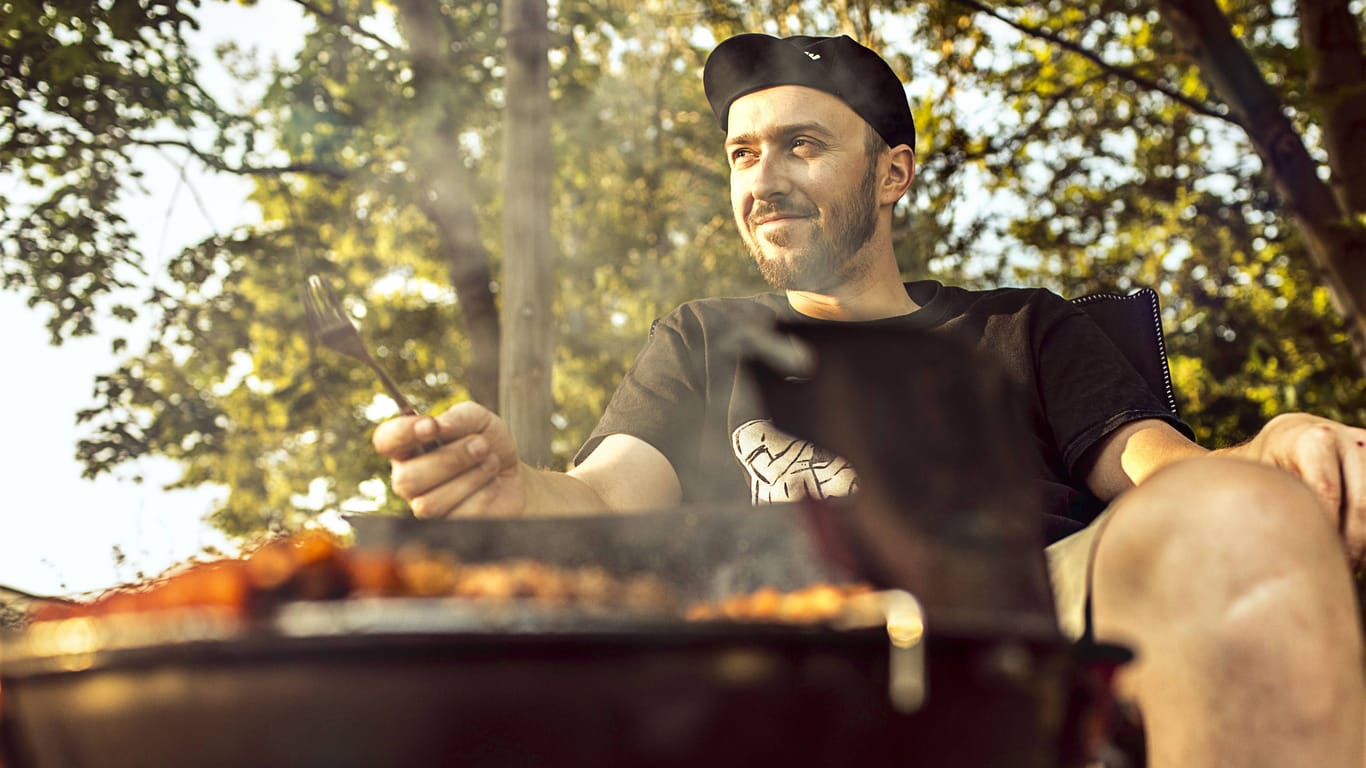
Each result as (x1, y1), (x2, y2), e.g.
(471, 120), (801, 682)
(741, 157), (880, 292)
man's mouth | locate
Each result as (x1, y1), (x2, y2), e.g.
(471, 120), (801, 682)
(750, 209), (813, 228)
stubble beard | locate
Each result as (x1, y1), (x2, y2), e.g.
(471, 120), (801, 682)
(742, 157), (881, 292)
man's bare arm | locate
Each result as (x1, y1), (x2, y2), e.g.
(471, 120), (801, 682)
(1080, 418), (1208, 502)
(1081, 414), (1366, 563)
(558, 433), (683, 513)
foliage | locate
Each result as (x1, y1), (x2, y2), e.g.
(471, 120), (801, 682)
(4, 0), (1364, 539)
(1, 0), (236, 343)
(902, 0), (1366, 439)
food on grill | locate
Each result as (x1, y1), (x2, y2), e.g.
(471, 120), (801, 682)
(684, 582), (875, 623)
(384, 548), (676, 612)
(22, 530), (876, 629)
(27, 531), (678, 622)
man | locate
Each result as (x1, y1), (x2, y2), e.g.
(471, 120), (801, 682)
(375, 34), (1366, 767)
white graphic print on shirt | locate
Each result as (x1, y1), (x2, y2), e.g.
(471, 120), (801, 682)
(731, 419), (859, 504)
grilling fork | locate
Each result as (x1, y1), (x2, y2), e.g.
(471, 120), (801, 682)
(303, 273), (420, 415)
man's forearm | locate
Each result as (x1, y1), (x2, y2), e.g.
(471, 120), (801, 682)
(517, 464), (617, 516)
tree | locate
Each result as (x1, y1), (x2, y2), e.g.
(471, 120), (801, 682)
(6, 0), (526, 534)
(903, 0), (1366, 440)
(1157, 0), (1366, 358)
(2, 0), (266, 344)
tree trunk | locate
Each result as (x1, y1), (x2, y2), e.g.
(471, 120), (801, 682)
(394, 0), (502, 407)
(1156, 0), (1366, 369)
(500, 0), (554, 466)
(417, 189), (502, 409)
(1298, 0), (1366, 213)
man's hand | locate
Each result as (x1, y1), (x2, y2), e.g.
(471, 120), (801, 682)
(372, 401), (527, 518)
(1219, 413), (1366, 563)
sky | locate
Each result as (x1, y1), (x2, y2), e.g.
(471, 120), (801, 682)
(0, 1), (310, 597)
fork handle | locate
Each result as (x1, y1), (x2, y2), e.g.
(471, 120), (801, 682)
(368, 363), (443, 454)
(371, 362), (418, 415)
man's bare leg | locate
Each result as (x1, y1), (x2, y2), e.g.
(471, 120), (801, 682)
(1090, 456), (1364, 767)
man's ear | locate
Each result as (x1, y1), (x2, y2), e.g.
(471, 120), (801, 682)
(880, 144), (916, 205)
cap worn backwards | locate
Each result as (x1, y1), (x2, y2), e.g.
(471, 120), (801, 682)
(702, 34), (915, 150)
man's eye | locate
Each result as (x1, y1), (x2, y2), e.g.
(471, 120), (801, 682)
(730, 148), (755, 163)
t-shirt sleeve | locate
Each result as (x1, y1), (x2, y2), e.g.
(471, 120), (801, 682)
(1034, 297), (1194, 475)
(573, 310), (705, 472)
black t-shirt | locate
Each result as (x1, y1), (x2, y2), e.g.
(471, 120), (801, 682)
(575, 280), (1191, 540)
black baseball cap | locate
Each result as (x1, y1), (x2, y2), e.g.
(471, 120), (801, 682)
(703, 34), (915, 150)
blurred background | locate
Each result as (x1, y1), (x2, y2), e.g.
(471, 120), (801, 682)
(3, 0), (1364, 598)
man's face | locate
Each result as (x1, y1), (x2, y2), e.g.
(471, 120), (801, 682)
(725, 86), (881, 292)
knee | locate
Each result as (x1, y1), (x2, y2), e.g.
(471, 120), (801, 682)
(1093, 455), (1357, 638)
(1090, 460), (1364, 740)
(1103, 456), (1340, 575)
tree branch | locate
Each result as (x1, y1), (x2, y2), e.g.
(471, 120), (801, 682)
(1156, 0), (1366, 368)
(946, 0), (1233, 123)
(133, 138), (348, 179)
(1297, 0), (1366, 211)
(287, 0), (402, 53)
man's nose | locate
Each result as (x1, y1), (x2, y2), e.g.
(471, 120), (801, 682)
(750, 152), (792, 201)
